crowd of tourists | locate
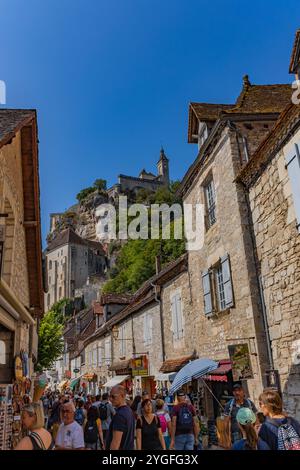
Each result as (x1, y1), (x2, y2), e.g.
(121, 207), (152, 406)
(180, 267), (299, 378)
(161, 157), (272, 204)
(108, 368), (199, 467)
(13, 383), (300, 451)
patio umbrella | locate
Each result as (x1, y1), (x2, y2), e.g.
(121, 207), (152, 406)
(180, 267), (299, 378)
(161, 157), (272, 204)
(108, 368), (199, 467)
(169, 358), (219, 394)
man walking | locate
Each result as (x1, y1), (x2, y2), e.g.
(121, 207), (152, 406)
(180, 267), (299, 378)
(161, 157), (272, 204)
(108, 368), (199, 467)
(55, 402), (85, 450)
(170, 390), (199, 450)
(223, 383), (257, 444)
(99, 392), (115, 442)
(106, 385), (135, 450)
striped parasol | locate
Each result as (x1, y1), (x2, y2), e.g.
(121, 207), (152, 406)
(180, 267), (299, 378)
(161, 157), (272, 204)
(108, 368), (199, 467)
(169, 358), (219, 394)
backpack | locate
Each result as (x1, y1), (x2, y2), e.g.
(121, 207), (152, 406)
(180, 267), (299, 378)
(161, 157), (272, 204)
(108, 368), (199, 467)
(98, 402), (108, 421)
(268, 418), (300, 450)
(75, 408), (85, 426)
(84, 419), (99, 444)
(177, 404), (193, 429)
(157, 412), (168, 433)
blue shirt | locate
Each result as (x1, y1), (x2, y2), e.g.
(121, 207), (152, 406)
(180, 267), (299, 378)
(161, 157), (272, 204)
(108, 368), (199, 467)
(106, 405), (135, 450)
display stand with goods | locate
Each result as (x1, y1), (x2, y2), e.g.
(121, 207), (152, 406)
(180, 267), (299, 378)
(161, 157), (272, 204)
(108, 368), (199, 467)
(0, 385), (13, 450)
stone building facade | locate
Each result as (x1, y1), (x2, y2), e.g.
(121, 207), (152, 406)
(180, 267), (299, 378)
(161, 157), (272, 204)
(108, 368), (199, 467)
(237, 101), (300, 419)
(0, 110), (44, 383)
(173, 78), (292, 407)
(44, 228), (107, 310)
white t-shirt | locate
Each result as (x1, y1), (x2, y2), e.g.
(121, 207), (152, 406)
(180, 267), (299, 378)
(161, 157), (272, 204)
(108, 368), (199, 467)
(55, 421), (85, 449)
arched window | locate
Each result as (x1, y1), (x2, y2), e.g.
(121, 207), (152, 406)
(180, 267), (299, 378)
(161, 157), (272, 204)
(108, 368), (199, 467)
(0, 340), (6, 364)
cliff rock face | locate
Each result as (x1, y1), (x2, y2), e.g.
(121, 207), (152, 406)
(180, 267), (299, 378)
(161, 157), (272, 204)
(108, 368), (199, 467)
(48, 191), (109, 244)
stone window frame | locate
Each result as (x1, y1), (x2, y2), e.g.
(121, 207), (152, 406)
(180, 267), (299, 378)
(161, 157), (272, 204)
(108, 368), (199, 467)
(202, 253), (234, 316)
(202, 173), (216, 231)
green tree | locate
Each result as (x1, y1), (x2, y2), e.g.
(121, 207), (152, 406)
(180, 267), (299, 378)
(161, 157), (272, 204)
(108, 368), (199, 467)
(102, 220), (185, 294)
(36, 310), (64, 372)
(94, 179), (107, 191)
(76, 186), (95, 203)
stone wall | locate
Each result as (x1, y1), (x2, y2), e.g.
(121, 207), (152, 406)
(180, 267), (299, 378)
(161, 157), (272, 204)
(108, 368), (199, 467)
(171, 125), (270, 405)
(0, 132), (34, 375)
(0, 133), (30, 306)
(248, 127), (300, 419)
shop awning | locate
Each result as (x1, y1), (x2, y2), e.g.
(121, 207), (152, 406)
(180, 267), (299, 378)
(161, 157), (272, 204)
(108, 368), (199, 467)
(170, 358), (219, 394)
(103, 375), (130, 388)
(70, 377), (80, 390)
(110, 359), (131, 372)
(203, 360), (232, 382)
(82, 373), (97, 382)
(57, 380), (69, 390)
(159, 355), (195, 373)
(155, 372), (177, 382)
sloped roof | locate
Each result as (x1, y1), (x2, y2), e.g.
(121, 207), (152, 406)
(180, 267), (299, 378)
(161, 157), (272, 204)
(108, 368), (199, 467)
(0, 109), (35, 148)
(47, 228), (104, 254)
(187, 77), (291, 143)
(228, 82), (292, 114)
(289, 29), (300, 73)
(190, 103), (233, 121)
(100, 293), (133, 305)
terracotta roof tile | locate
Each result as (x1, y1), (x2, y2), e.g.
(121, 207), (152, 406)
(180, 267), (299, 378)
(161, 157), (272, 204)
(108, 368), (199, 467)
(47, 228), (105, 254)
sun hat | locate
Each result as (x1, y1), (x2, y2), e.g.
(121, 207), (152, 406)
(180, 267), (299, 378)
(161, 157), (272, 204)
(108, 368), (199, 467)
(236, 407), (256, 425)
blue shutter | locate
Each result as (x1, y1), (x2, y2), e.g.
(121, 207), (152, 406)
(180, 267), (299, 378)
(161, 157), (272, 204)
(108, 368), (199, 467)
(202, 271), (212, 315)
(221, 254), (234, 308)
(285, 143), (300, 231)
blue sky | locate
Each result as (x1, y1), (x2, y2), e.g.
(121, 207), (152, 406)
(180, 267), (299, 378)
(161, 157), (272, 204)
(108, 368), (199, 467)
(0, 0), (299, 244)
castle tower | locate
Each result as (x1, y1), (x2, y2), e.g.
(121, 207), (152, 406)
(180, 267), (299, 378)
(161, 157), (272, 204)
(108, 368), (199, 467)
(157, 147), (169, 185)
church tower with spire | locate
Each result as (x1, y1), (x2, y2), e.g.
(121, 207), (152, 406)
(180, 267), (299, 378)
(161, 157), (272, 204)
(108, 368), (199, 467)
(156, 147), (169, 186)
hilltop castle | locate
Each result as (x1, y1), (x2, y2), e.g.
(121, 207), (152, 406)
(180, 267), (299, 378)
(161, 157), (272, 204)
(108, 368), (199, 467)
(107, 147), (169, 199)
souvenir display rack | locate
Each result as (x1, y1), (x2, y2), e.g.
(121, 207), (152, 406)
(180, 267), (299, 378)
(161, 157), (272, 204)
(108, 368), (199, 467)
(0, 384), (13, 450)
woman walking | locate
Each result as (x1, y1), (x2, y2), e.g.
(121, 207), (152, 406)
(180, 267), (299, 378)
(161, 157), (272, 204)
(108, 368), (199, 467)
(136, 399), (166, 450)
(84, 406), (105, 450)
(231, 408), (270, 450)
(15, 402), (54, 450)
(258, 388), (300, 450)
(155, 399), (172, 449)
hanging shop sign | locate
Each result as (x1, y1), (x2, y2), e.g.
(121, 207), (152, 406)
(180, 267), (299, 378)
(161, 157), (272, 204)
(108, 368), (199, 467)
(131, 355), (149, 377)
(14, 356), (23, 381)
(228, 343), (253, 381)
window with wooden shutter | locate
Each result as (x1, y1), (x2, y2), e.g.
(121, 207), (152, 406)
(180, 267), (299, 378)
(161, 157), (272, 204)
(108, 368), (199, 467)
(220, 254), (234, 309)
(171, 293), (183, 341)
(171, 295), (178, 340)
(285, 142), (300, 231)
(202, 271), (213, 315)
(144, 314), (153, 345)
